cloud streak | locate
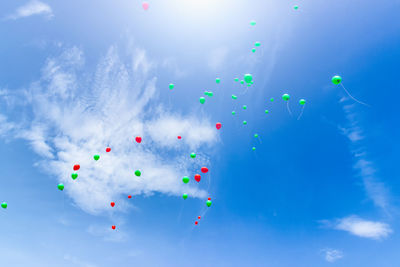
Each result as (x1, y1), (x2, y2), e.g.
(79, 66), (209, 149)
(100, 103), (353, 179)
(6, 0), (53, 20)
(321, 248), (343, 263)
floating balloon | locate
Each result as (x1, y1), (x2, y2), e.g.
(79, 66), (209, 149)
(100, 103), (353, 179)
(1, 202), (7, 209)
(254, 134), (259, 138)
(194, 174), (201, 182)
(169, 83), (174, 90)
(282, 94), (290, 101)
(111, 225), (116, 230)
(243, 105), (247, 110)
(243, 121), (247, 125)
(216, 122), (222, 130)
(208, 197), (211, 200)
(199, 97), (205, 104)
(250, 20), (256, 26)
(110, 202), (115, 207)
(201, 167), (208, 173)
(240, 80), (244, 84)
(332, 75), (342, 85)
(198, 216), (201, 219)
(135, 170), (141, 177)
(252, 147), (256, 151)
(182, 176), (190, 184)
(299, 99), (306, 105)
(195, 221), (198, 225)
(71, 173), (78, 180)
(294, 5), (299, 10)
(244, 74), (253, 84)
(142, 2), (149, 10)
(177, 136), (182, 139)
(232, 111), (236, 115)
(57, 183), (64, 191)
(232, 95), (237, 100)
(204, 91), (213, 97)
(206, 200), (212, 207)
(106, 147), (111, 152)
(182, 193), (188, 200)
(234, 78), (239, 82)
(252, 48), (256, 53)
(73, 164), (80, 171)
(190, 153), (196, 159)
(128, 195), (132, 199)
(216, 78), (221, 84)
(270, 97), (274, 102)
(94, 155), (100, 161)
(135, 136), (142, 143)
(265, 110), (269, 114)
(255, 41), (261, 47)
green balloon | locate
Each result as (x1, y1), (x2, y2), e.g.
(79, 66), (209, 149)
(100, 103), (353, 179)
(240, 80), (244, 84)
(232, 95), (237, 100)
(206, 200), (212, 207)
(234, 78), (239, 82)
(232, 111), (236, 115)
(332, 75), (342, 85)
(243, 121), (247, 125)
(199, 97), (205, 104)
(265, 110), (269, 114)
(282, 94), (290, 101)
(254, 134), (259, 138)
(216, 78), (221, 84)
(250, 20), (256, 26)
(294, 5), (299, 10)
(255, 41), (261, 47)
(250, 81), (254, 84)
(204, 91), (209, 96)
(94, 154), (100, 161)
(183, 193), (188, 200)
(135, 170), (141, 177)
(252, 147), (256, 151)
(169, 83), (174, 90)
(247, 83), (251, 87)
(208, 91), (213, 97)
(244, 74), (253, 84)
(1, 202), (7, 209)
(299, 99), (306, 105)
(190, 153), (196, 159)
(270, 97), (274, 102)
(71, 173), (78, 180)
(182, 176), (189, 184)
(58, 183), (64, 191)
(243, 105), (247, 110)
(252, 48), (256, 53)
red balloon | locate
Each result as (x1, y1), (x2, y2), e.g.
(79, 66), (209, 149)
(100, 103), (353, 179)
(135, 136), (142, 143)
(194, 174), (201, 182)
(198, 216), (201, 219)
(106, 147), (111, 152)
(177, 136), (181, 139)
(110, 202), (115, 207)
(111, 225), (116, 230)
(195, 221), (198, 225)
(201, 167), (208, 173)
(208, 197), (211, 200)
(216, 122), (222, 130)
(128, 195), (132, 199)
(73, 164), (80, 171)
(142, 1), (149, 10)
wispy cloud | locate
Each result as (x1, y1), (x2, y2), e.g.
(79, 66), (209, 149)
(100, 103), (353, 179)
(321, 248), (343, 263)
(6, 0), (53, 20)
(63, 254), (97, 267)
(339, 103), (390, 211)
(321, 215), (392, 240)
(0, 44), (217, 215)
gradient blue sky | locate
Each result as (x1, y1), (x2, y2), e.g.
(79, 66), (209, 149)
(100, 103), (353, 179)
(1, 0), (400, 266)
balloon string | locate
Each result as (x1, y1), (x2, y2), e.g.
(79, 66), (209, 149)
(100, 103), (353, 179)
(297, 105), (305, 120)
(340, 84), (370, 107)
(286, 101), (292, 116)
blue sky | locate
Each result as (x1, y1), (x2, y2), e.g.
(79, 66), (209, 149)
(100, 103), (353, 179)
(0, 0), (399, 266)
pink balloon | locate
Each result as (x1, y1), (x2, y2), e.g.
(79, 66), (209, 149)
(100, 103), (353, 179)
(142, 2), (149, 10)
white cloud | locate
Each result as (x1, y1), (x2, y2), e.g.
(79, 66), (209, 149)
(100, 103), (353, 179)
(324, 216), (392, 240)
(0, 45), (217, 215)
(321, 248), (343, 263)
(63, 254), (97, 267)
(6, 0), (53, 20)
(340, 103), (389, 211)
